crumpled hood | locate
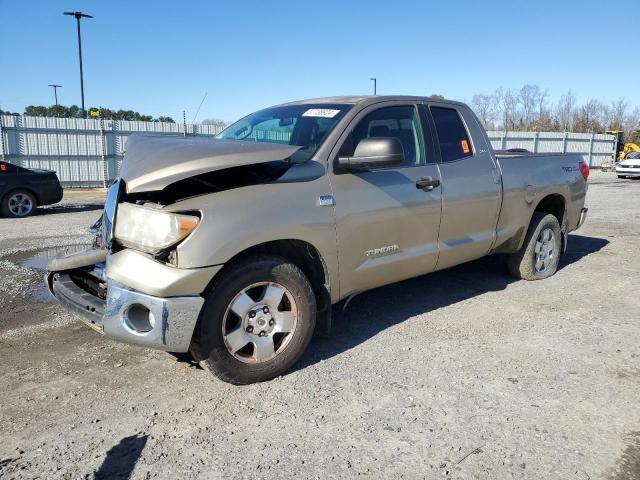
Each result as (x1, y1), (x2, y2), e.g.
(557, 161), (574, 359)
(120, 135), (301, 193)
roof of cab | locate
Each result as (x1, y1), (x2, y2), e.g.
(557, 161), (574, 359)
(278, 95), (467, 108)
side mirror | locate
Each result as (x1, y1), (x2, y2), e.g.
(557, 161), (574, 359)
(338, 137), (404, 170)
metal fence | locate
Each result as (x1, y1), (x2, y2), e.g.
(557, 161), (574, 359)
(0, 114), (616, 187)
(485, 131), (615, 168)
(0, 115), (224, 187)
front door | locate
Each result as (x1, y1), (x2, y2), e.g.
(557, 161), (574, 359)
(329, 103), (443, 298)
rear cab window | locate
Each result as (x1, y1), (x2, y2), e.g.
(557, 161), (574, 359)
(430, 106), (473, 163)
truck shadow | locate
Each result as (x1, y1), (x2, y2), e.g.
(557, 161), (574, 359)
(558, 234), (609, 270)
(295, 234), (608, 371)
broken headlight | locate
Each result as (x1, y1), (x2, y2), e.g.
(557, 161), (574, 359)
(114, 203), (199, 254)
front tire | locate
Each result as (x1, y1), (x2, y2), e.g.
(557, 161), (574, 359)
(507, 213), (562, 281)
(191, 255), (316, 384)
(1, 189), (36, 218)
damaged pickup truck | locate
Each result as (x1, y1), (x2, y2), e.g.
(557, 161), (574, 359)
(46, 96), (589, 384)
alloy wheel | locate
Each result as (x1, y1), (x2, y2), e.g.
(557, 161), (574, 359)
(8, 193), (34, 217)
(534, 228), (555, 273)
(222, 282), (298, 363)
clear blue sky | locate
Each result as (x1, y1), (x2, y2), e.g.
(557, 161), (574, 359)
(1, 0), (638, 122)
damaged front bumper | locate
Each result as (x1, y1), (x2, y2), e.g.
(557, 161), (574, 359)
(48, 272), (204, 351)
(47, 248), (220, 352)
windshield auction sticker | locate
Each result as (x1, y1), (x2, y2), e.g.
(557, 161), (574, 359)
(302, 109), (341, 118)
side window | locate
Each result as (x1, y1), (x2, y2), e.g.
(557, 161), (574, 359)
(246, 117), (295, 144)
(430, 107), (473, 162)
(346, 106), (425, 167)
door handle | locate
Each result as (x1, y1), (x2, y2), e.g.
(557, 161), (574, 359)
(416, 176), (440, 191)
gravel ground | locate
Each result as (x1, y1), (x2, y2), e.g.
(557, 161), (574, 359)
(0, 172), (638, 479)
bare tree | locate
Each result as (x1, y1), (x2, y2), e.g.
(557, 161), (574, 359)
(608, 98), (628, 131)
(202, 118), (228, 128)
(519, 85), (542, 129)
(537, 88), (549, 119)
(573, 99), (609, 133)
(555, 90), (576, 131)
(469, 85), (638, 136)
(531, 87), (551, 130)
(622, 106), (640, 143)
(471, 93), (497, 129)
(494, 88), (520, 131)
(535, 106), (555, 132)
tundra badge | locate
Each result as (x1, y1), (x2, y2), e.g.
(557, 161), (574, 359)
(365, 244), (400, 257)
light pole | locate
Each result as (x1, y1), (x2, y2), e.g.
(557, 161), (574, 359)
(370, 77), (377, 95)
(64, 11), (93, 117)
(48, 84), (62, 106)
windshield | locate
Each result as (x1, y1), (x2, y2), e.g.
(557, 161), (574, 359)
(627, 152), (640, 159)
(216, 104), (351, 163)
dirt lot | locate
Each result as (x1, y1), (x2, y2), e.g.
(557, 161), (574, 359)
(0, 172), (638, 479)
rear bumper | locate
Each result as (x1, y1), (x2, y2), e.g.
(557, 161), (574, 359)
(576, 207), (588, 230)
(48, 271), (204, 352)
(38, 180), (64, 206)
(616, 170), (640, 177)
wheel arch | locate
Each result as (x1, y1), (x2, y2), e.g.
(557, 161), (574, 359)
(533, 193), (566, 226)
(1, 187), (40, 217)
(2, 186), (40, 206)
(497, 192), (569, 255)
(190, 239), (332, 364)
(531, 193), (567, 252)
(208, 238), (331, 316)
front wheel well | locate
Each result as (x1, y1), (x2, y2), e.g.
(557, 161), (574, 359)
(215, 239), (331, 313)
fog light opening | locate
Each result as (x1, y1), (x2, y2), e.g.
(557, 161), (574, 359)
(123, 304), (154, 333)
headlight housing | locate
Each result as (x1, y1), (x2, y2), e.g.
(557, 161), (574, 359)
(114, 202), (199, 254)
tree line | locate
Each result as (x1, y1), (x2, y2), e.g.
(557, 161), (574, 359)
(0, 104), (175, 123)
(200, 118), (228, 128)
(3, 89), (639, 143)
(471, 85), (640, 143)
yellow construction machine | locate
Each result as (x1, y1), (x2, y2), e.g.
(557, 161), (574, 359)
(606, 130), (640, 160)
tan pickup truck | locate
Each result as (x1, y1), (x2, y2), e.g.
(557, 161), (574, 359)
(47, 96), (589, 384)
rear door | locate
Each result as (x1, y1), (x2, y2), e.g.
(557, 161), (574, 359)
(329, 102), (442, 297)
(425, 104), (502, 270)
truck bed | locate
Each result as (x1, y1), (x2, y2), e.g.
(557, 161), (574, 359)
(492, 152), (587, 253)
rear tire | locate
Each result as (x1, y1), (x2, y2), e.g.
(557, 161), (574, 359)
(1, 189), (36, 218)
(191, 255), (316, 384)
(507, 213), (562, 281)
